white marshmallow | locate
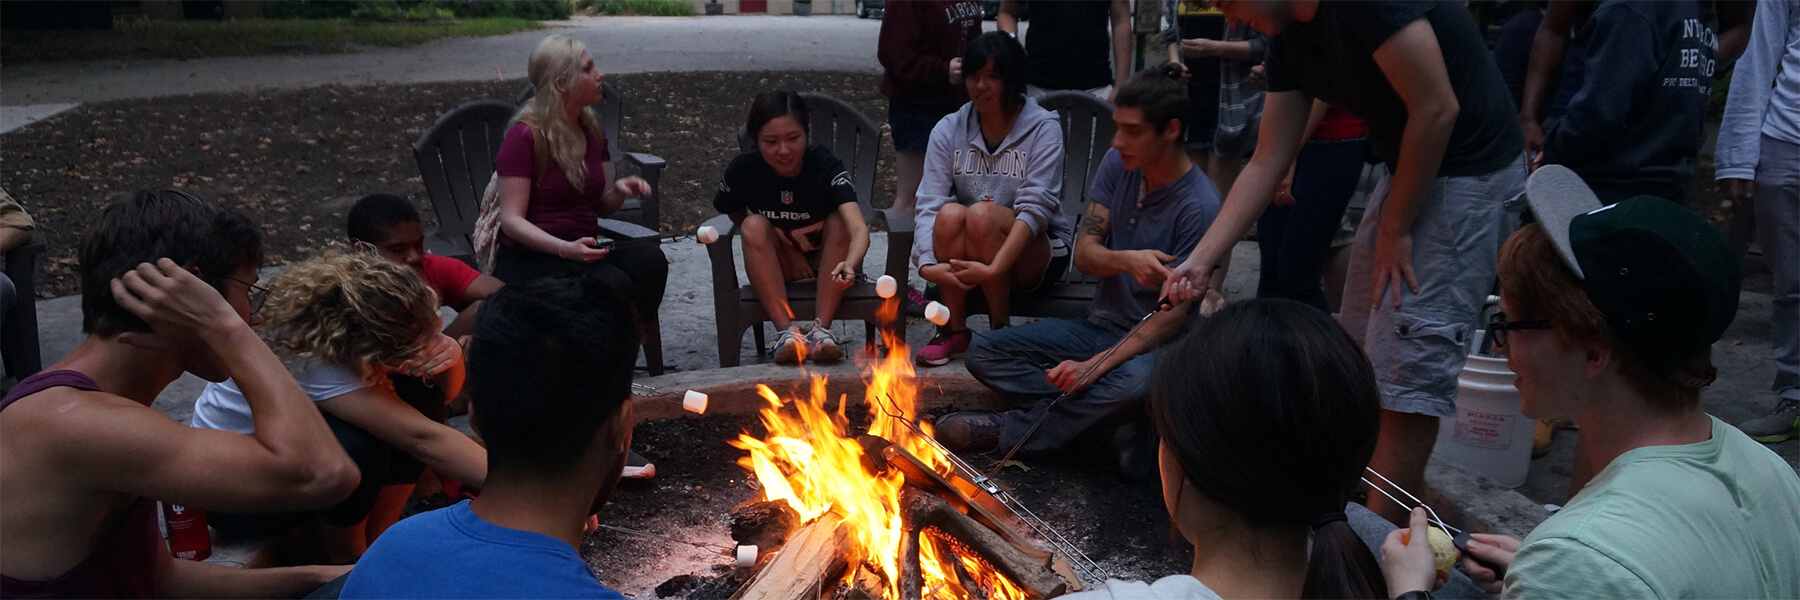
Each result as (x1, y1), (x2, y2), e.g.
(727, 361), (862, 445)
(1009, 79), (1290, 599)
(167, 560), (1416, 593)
(735, 545), (758, 568)
(876, 275), (898, 299)
(925, 301), (950, 326)
(683, 390), (709, 414)
(697, 226), (719, 244)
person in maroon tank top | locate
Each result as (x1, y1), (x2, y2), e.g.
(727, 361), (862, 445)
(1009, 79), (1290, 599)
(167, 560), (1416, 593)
(0, 190), (358, 598)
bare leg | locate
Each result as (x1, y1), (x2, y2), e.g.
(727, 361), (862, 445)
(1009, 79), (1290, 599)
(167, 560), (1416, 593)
(1207, 155), (1244, 199)
(963, 202), (1051, 329)
(814, 213), (852, 327)
(441, 300), (482, 339)
(740, 214), (793, 330)
(1325, 245), (1353, 314)
(894, 151), (926, 215)
(364, 483), (415, 541)
(1365, 409), (1441, 525)
(921, 203), (971, 330)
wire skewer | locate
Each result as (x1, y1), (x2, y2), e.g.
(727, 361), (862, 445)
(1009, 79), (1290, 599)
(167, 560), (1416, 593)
(598, 524), (735, 553)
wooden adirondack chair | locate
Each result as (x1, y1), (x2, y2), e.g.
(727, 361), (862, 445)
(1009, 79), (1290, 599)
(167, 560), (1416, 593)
(411, 98), (667, 374)
(701, 92), (912, 367)
(893, 91), (1118, 321)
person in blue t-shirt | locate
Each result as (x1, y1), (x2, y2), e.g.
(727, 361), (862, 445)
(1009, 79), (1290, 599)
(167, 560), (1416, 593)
(938, 65), (1223, 476)
(341, 274), (637, 599)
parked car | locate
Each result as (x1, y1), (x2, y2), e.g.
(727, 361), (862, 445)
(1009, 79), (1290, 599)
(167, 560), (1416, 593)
(856, 0), (998, 20)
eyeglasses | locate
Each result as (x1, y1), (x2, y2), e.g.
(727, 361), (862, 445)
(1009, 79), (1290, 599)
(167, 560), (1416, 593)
(232, 277), (268, 316)
(1488, 311), (1551, 348)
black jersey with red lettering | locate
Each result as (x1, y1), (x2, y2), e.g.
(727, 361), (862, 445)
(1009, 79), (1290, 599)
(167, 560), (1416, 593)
(713, 145), (858, 252)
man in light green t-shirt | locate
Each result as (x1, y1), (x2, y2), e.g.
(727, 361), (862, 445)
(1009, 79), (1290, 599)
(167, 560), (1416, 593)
(1380, 167), (1800, 599)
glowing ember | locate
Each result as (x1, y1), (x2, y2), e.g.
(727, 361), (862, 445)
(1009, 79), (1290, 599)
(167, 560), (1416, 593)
(730, 301), (1025, 599)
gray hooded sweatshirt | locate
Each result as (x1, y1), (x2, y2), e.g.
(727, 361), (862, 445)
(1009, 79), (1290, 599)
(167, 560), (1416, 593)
(912, 96), (1070, 268)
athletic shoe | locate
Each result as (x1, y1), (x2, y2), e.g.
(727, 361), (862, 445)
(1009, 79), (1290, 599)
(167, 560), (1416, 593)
(932, 412), (1002, 454)
(622, 450), (656, 479)
(806, 322), (844, 364)
(1737, 397), (1800, 443)
(771, 326), (804, 365)
(916, 328), (970, 367)
(903, 287), (929, 318)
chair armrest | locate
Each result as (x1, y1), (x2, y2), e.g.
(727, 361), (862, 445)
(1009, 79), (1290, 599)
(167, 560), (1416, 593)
(4, 232), (46, 275)
(597, 218), (659, 240)
(621, 152), (666, 172)
(701, 213), (743, 322)
(877, 208), (913, 280)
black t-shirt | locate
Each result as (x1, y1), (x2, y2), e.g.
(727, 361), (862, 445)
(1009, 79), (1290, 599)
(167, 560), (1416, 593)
(1022, 0), (1114, 91)
(1265, 0), (1523, 177)
(713, 145), (858, 251)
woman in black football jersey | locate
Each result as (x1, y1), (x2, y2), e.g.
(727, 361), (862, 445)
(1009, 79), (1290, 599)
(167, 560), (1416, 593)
(713, 91), (871, 365)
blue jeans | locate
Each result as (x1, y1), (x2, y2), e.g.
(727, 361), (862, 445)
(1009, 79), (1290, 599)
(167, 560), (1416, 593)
(1755, 135), (1800, 401)
(964, 317), (1158, 458)
(1257, 137), (1368, 311)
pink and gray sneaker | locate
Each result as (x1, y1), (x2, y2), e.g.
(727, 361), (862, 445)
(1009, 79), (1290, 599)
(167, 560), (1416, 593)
(916, 328), (971, 367)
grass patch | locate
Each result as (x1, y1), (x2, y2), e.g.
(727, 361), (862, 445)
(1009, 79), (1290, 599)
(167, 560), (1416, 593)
(577, 0), (696, 17)
(1, 17), (544, 64)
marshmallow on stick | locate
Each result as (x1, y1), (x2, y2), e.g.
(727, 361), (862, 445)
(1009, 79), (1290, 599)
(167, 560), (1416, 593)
(925, 301), (950, 326)
(735, 545), (759, 568)
(697, 226), (719, 244)
(876, 275), (898, 299)
(682, 390), (709, 414)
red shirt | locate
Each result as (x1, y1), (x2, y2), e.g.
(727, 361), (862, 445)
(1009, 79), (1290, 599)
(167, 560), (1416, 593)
(1312, 106), (1368, 141)
(493, 123), (612, 248)
(421, 254), (480, 311)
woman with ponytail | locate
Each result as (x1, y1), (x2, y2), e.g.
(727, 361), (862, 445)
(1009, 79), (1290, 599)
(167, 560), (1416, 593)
(1063, 299), (1387, 599)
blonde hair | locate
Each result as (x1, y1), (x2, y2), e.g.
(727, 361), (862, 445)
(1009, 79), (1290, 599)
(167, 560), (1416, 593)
(260, 252), (441, 381)
(514, 34), (608, 191)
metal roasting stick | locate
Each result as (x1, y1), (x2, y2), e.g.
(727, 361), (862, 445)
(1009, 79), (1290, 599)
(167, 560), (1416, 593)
(984, 307), (1164, 480)
(1362, 467), (1460, 538)
(598, 524), (735, 553)
(872, 395), (1110, 584)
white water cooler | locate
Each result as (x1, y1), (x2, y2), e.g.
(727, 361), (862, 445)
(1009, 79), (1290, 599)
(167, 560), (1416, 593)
(1433, 352), (1535, 488)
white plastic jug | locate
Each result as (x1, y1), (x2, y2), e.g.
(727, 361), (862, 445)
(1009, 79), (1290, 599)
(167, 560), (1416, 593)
(1433, 351), (1535, 488)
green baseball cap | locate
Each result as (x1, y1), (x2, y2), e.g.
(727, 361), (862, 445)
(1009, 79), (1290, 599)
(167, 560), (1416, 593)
(1524, 166), (1739, 373)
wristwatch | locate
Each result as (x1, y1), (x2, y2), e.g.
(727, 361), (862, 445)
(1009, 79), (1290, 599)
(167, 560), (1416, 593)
(1395, 591), (1433, 600)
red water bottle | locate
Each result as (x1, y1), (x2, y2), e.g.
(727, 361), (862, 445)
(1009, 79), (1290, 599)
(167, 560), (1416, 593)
(161, 502), (212, 561)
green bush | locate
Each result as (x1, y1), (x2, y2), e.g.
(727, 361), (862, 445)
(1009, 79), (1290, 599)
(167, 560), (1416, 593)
(576, 0), (695, 16)
(445, 0), (574, 19)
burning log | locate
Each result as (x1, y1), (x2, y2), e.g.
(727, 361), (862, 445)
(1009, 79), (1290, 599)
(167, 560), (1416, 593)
(881, 443), (1054, 564)
(731, 512), (851, 600)
(905, 492), (1069, 599)
(731, 499), (802, 552)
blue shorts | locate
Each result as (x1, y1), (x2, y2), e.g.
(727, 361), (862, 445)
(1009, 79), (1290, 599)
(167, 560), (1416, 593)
(888, 98), (953, 154)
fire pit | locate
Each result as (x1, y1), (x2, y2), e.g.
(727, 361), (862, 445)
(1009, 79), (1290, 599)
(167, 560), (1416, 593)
(587, 315), (1189, 598)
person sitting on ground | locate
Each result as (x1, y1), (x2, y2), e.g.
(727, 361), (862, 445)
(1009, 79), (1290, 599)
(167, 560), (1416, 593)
(714, 91), (871, 365)
(941, 65), (1220, 472)
(0, 188), (36, 384)
(0, 189), (357, 597)
(340, 274), (637, 599)
(347, 193), (502, 339)
(492, 34), (668, 358)
(913, 31), (1072, 367)
(190, 252), (486, 564)
(1379, 169), (1800, 598)
(1062, 299), (1389, 599)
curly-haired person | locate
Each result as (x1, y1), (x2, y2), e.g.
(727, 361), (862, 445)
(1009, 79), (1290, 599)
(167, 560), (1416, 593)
(190, 252), (486, 564)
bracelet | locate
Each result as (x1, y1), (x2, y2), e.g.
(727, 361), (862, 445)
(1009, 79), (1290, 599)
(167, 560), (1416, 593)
(1395, 591), (1433, 600)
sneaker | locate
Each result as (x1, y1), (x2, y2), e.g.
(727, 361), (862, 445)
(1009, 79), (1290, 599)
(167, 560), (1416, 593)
(622, 450), (656, 479)
(903, 287), (929, 318)
(771, 326), (804, 365)
(933, 412), (1002, 454)
(916, 328), (971, 367)
(1737, 397), (1800, 443)
(806, 322), (844, 364)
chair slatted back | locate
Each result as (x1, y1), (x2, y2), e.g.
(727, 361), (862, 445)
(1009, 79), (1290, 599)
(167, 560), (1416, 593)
(1038, 91), (1117, 285)
(411, 99), (516, 249)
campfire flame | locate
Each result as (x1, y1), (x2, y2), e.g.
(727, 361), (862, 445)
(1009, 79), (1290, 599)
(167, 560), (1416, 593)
(730, 301), (1026, 599)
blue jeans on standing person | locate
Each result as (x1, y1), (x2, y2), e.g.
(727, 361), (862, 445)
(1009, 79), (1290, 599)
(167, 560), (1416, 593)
(1257, 137), (1368, 311)
(1755, 135), (1800, 403)
(963, 317), (1158, 458)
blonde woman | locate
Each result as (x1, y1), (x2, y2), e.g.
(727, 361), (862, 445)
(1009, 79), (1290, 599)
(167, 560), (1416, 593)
(191, 252), (485, 564)
(492, 34), (667, 330)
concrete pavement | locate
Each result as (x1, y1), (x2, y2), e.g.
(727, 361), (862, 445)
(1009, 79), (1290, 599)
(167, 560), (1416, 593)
(1, 15), (887, 132)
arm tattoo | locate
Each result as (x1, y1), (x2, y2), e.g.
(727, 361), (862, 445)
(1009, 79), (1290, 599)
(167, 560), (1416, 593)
(1081, 203), (1110, 239)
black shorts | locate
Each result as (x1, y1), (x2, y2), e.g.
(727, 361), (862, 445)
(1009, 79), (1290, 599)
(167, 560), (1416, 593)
(888, 98), (954, 154)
